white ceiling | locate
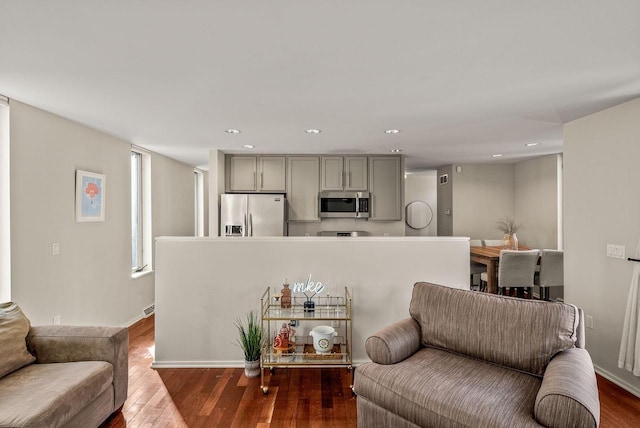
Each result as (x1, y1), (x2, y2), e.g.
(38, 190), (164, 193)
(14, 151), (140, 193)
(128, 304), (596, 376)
(1, 1), (639, 171)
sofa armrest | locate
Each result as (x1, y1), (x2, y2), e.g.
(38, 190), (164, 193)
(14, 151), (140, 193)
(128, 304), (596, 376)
(535, 348), (600, 428)
(26, 326), (129, 410)
(365, 317), (421, 365)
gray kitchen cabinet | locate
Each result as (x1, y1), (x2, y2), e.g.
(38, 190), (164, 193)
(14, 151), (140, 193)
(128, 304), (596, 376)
(287, 156), (320, 221)
(320, 156), (368, 191)
(226, 155), (286, 192)
(258, 156), (286, 192)
(369, 156), (403, 221)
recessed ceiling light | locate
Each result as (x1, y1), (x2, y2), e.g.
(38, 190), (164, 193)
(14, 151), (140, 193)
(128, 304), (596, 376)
(492, 154), (504, 158)
(390, 149), (403, 153)
(225, 128), (241, 134)
(525, 142), (541, 147)
(242, 144), (255, 149)
(305, 129), (321, 134)
(385, 129), (400, 134)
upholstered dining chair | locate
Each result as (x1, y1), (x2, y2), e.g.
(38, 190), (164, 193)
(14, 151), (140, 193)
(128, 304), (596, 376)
(469, 239), (486, 291)
(493, 249), (539, 298)
(536, 249), (564, 300)
(484, 239), (505, 246)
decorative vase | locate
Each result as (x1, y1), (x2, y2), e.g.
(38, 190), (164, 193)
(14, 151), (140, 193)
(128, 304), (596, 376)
(244, 359), (260, 378)
(503, 233), (518, 250)
(281, 282), (291, 309)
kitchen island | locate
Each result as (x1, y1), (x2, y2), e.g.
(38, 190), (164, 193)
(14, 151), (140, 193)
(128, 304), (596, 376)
(153, 236), (469, 368)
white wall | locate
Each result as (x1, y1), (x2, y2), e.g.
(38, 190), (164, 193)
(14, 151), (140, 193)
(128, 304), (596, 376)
(564, 97), (640, 396)
(154, 236), (470, 367)
(515, 155), (560, 250)
(452, 164), (515, 240)
(404, 171), (437, 236)
(9, 100), (195, 327)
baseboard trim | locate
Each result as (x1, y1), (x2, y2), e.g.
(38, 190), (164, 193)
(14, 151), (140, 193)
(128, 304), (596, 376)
(124, 314), (144, 328)
(595, 364), (640, 398)
(151, 359), (370, 369)
(152, 360), (245, 369)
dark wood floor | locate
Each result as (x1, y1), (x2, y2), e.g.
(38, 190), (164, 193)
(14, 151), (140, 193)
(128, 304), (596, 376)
(102, 314), (640, 428)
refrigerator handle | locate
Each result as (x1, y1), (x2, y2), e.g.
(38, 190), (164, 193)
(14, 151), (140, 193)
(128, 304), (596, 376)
(249, 213), (253, 236)
(243, 213), (247, 237)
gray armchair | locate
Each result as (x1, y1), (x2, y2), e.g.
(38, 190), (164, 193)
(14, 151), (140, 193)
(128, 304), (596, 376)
(353, 282), (600, 428)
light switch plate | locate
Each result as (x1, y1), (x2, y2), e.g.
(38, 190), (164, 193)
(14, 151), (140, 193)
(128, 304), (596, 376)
(607, 244), (626, 259)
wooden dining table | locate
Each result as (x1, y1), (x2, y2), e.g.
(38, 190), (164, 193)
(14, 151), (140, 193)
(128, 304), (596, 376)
(470, 245), (531, 294)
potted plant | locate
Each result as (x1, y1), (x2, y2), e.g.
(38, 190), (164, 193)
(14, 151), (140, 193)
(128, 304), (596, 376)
(234, 310), (262, 378)
(496, 217), (522, 250)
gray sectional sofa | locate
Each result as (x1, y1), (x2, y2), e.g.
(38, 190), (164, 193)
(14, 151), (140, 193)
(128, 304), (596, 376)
(0, 302), (128, 428)
(354, 282), (600, 428)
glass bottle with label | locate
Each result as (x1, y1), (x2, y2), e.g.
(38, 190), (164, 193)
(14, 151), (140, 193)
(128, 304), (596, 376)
(281, 279), (291, 309)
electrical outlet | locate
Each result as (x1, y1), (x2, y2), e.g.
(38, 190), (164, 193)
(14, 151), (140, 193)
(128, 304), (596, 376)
(52, 242), (60, 255)
(53, 315), (61, 325)
(586, 314), (594, 329)
(332, 320), (339, 328)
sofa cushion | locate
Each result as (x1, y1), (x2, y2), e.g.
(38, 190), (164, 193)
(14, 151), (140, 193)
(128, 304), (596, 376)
(409, 282), (579, 376)
(0, 302), (36, 378)
(355, 347), (544, 428)
(0, 361), (113, 428)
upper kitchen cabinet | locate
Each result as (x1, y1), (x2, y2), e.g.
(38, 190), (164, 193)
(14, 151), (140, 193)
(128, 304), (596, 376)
(287, 156), (320, 221)
(226, 155), (286, 192)
(369, 156), (403, 221)
(320, 156), (368, 191)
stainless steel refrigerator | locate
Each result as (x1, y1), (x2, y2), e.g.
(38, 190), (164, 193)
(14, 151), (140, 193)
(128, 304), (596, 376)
(220, 194), (287, 237)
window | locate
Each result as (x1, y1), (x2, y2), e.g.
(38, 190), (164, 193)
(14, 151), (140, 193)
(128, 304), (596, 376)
(194, 169), (204, 237)
(131, 151), (143, 271)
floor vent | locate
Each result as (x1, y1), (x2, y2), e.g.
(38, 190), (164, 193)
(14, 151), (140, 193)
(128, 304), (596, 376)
(143, 304), (155, 317)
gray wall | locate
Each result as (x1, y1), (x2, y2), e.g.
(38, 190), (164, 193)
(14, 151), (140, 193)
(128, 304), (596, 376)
(9, 100), (196, 327)
(564, 97), (640, 396)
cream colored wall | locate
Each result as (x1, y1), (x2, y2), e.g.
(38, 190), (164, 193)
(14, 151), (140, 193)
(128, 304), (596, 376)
(9, 100), (195, 327)
(564, 97), (640, 396)
(436, 160), (559, 248)
(452, 164), (515, 240)
(0, 99), (9, 301)
(404, 171), (437, 236)
(436, 165), (453, 236)
(514, 155), (560, 250)
(154, 236), (470, 366)
(207, 149), (224, 237)
(288, 218), (405, 237)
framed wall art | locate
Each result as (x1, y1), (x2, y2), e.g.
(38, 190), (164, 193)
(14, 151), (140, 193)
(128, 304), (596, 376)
(75, 170), (106, 222)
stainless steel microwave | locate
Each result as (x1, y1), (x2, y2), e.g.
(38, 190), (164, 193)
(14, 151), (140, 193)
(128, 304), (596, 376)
(319, 191), (370, 219)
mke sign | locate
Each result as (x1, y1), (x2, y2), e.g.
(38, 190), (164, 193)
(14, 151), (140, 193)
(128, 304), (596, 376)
(292, 274), (325, 298)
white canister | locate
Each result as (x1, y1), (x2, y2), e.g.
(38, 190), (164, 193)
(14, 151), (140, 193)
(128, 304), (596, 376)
(310, 325), (337, 354)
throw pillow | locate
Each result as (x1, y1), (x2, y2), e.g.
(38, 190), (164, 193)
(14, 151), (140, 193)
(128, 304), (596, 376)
(0, 302), (36, 378)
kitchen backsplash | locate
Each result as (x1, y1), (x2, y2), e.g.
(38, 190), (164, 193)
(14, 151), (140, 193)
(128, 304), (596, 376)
(288, 218), (405, 237)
